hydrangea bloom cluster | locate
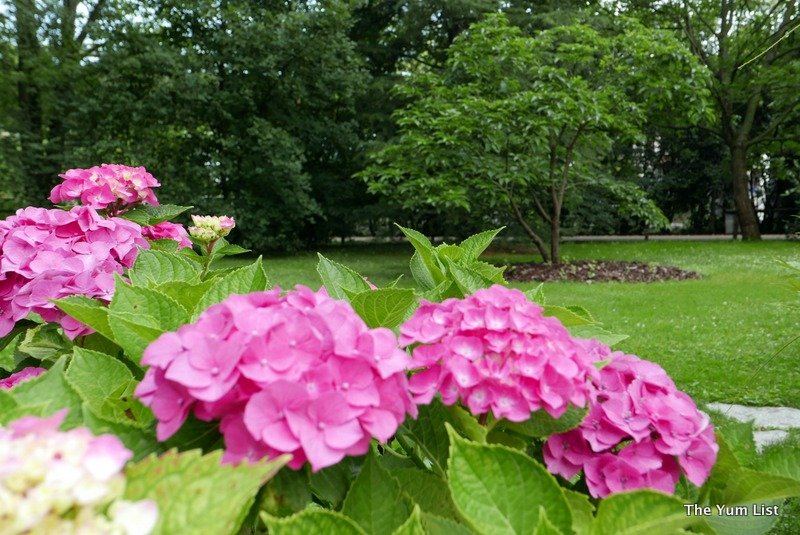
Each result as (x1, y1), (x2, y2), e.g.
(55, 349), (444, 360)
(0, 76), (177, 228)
(142, 221), (192, 249)
(188, 215), (235, 243)
(0, 367), (46, 389)
(399, 285), (599, 421)
(0, 206), (149, 338)
(49, 164), (160, 212)
(0, 410), (157, 535)
(543, 349), (718, 497)
(135, 286), (417, 472)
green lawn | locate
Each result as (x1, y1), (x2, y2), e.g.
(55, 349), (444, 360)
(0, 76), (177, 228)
(243, 239), (800, 408)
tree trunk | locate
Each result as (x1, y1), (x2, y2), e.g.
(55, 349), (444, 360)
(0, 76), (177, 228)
(730, 143), (761, 240)
(509, 201), (550, 263)
(550, 209), (561, 265)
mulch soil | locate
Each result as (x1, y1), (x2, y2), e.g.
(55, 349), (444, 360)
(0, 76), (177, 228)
(504, 260), (700, 283)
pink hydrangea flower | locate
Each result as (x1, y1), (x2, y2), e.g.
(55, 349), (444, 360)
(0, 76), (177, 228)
(0, 367), (46, 389)
(1, 410), (157, 534)
(0, 205), (150, 338)
(399, 285), (599, 422)
(135, 286), (417, 472)
(142, 221), (192, 249)
(49, 164), (160, 212)
(543, 351), (718, 497)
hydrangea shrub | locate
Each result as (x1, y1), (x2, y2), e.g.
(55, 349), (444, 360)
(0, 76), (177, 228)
(0, 164), (798, 535)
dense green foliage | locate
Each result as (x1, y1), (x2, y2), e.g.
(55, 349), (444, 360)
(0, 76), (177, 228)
(1, 0), (798, 248)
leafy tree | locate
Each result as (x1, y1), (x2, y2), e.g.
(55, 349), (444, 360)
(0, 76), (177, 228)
(639, 0), (800, 239)
(361, 14), (708, 263)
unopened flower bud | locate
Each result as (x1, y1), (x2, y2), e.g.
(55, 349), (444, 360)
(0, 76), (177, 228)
(189, 215), (236, 241)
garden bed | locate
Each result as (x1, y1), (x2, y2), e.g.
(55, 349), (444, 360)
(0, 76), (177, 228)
(505, 260), (700, 283)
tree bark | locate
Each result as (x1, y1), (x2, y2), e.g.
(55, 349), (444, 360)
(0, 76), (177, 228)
(509, 199), (550, 263)
(730, 143), (761, 239)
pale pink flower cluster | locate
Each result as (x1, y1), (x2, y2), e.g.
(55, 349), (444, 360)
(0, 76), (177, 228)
(0, 206), (149, 338)
(0, 410), (157, 535)
(49, 164), (160, 211)
(142, 221), (192, 249)
(400, 285), (599, 421)
(135, 286), (417, 472)
(544, 349), (718, 497)
(0, 367), (46, 389)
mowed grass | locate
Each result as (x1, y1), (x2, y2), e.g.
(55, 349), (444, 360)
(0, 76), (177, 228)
(242, 239), (800, 408)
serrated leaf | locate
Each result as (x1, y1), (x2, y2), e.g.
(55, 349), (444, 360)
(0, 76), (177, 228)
(310, 458), (356, 508)
(544, 305), (597, 327)
(446, 424), (572, 535)
(193, 257), (268, 316)
(391, 469), (462, 521)
(264, 468), (312, 517)
(397, 225), (445, 288)
(0, 332), (22, 371)
(421, 513), (474, 535)
(148, 239), (181, 252)
(563, 488), (595, 535)
(470, 260), (506, 283)
(124, 449), (289, 535)
(316, 254), (371, 300)
(756, 442), (800, 482)
(392, 505), (425, 535)
(80, 405), (159, 462)
(350, 288), (418, 329)
(0, 389), (19, 415)
(111, 280), (189, 331)
(569, 324), (629, 347)
(108, 312), (164, 364)
(18, 323), (71, 361)
(154, 280), (217, 316)
(3, 356), (83, 428)
(534, 509), (562, 535)
(65, 347), (152, 428)
(590, 490), (699, 535)
(499, 405), (588, 438)
(342, 451), (414, 535)
(435, 243), (464, 261)
(444, 258), (493, 295)
(54, 295), (114, 341)
(398, 400), (452, 476)
(121, 204), (192, 226)
(525, 284), (546, 306)
(129, 249), (201, 286)
(262, 509), (367, 535)
(460, 227), (505, 261)
(445, 403), (487, 443)
(411, 251), (438, 290)
(211, 238), (250, 258)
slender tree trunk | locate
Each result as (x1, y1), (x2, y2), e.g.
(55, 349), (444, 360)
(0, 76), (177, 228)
(730, 143), (761, 239)
(550, 213), (560, 265)
(509, 201), (550, 263)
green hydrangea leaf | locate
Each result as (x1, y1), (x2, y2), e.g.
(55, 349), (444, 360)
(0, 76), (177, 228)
(420, 513), (474, 535)
(498, 405), (588, 438)
(390, 468), (462, 521)
(446, 424), (572, 535)
(129, 249), (202, 286)
(108, 311), (164, 364)
(590, 490), (699, 535)
(342, 451), (414, 535)
(309, 458), (357, 509)
(111, 279), (189, 331)
(54, 295), (115, 341)
(121, 204), (192, 226)
(563, 488), (595, 535)
(262, 509), (366, 535)
(65, 347), (152, 429)
(397, 225), (445, 288)
(350, 288), (417, 328)
(525, 284), (546, 306)
(316, 253), (371, 300)
(155, 280), (217, 314)
(0, 332), (23, 371)
(534, 509), (563, 535)
(123, 449), (289, 535)
(80, 405), (159, 462)
(17, 323), (71, 361)
(392, 505), (425, 535)
(756, 442), (800, 482)
(2, 356), (83, 428)
(194, 257), (268, 316)
(543, 305), (597, 327)
(459, 227), (505, 261)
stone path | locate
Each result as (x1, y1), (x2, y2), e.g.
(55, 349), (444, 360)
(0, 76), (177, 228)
(706, 403), (800, 451)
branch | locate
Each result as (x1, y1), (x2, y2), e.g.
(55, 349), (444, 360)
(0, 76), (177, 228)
(748, 95), (800, 146)
(76, 0), (106, 46)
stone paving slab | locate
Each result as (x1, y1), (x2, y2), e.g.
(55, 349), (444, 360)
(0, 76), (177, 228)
(706, 403), (800, 452)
